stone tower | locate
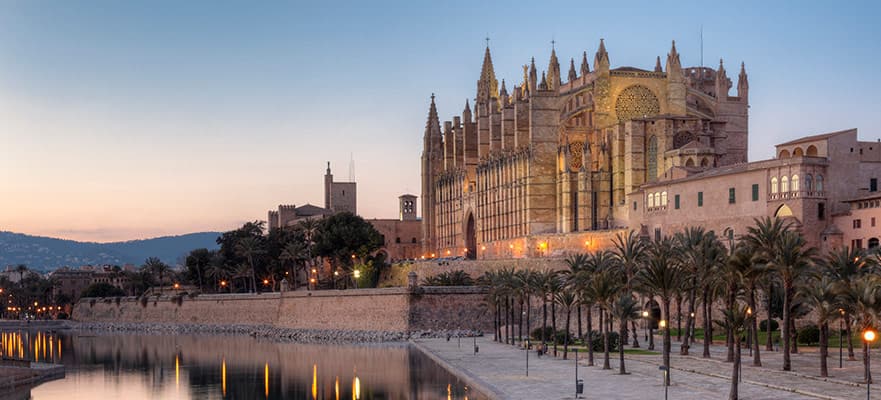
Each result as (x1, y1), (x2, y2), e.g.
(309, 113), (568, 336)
(399, 194), (417, 221)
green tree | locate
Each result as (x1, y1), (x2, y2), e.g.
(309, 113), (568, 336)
(313, 213), (383, 287)
(822, 245), (872, 360)
(767, 230), (817, 371)
(717, 304), (753, 400)
(610, 294), (640, 374)
(799, 275), (839, 377)
(81, 282), (126, 298)
(744, 217), (791, 353)
(144, 257), (170, 294)
(637, 237), (686, 386)
(585, 267), (622, 369)
(185, 248), (212, 291)
(554, 288), (578, 359)
(235, 236), (265, 293)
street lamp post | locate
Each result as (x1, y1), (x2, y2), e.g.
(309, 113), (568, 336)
(865, 329), (876, 400)
(642, 310), (649, 341)
(575, 348), (583, 398)
(659, 365), (669, 400)
(840, 309), (846, 369)
(525, 339), (529, 377)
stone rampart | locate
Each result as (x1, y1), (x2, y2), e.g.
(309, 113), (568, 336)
(72, 286), (492, 335)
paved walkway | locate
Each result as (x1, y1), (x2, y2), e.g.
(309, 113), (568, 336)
(413, 336), (881, 400)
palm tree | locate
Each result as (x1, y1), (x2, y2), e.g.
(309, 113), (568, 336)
(564, 253), (590, 340)
(823, 245), (872, 360)
(612, 231), (647, 348)
(610, 294), (640, 374)
(535, 269), (557, 348)
(744, 217), (791, 353)
(846, 276), (881, 383)
(515, 269), (534, 344)
(637, 237), (686, 386)
(235, 236), (265, 293)
(675, 227), (722, 357)
(800, 275), (839, 377)
(280, 241), (308, 289)
(730, 244), (767, 366)
(206, 262), (233, 292)
(547, 274), (565, 356)
(767, 230), (817, 371)
(717, 304), (753, 400)
(144, 257), (169, 294)
(571, 266), (597, 366)
(585, 267), (622, 369)
(555, 288), (578, 359)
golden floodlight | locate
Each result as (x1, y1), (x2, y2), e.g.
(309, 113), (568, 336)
(659, 320), (667, 328)
(864, 329), (877, 343)
(642, 311), (649, 317)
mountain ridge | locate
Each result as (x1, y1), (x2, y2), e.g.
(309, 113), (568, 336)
(0, 231), (222, 271)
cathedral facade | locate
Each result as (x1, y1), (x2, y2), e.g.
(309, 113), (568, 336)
(421, 40), (749, 259)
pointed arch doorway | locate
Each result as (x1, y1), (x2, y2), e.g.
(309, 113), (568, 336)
(465, 213), (477, 260)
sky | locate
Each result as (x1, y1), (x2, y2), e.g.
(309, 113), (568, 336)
(1, 0), (880, 242)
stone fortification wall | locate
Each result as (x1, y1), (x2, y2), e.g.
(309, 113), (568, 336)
(384, 258), (569, 286)
(73, 286), (490, 335)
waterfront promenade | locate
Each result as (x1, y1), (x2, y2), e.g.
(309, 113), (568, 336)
(414, 336), (881, 400)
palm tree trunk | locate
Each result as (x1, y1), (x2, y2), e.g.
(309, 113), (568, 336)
(820, 321), (828, 378)
(748, 287), (761, 366)
(542, 299), (548, 346)
(847, 314), (855, 360)
(766, 284), (774, 351)
(782, 280), (792, 371)
(790, 315), (798, 354)
(602, 309), (611, 369)
(496, 301), (501, 342)
(727, 285), (736, 363)
(703, 291), (712, 358)
(504, 296), (510, 345)
(676, 295), (682, 342)
(587, 306), (594, 366)
(552, 302), (558, 356)
(730, 334), (741, 400)
(682, 287), (695, 355)
(619, 318), (627, 374)
(632, 320), (640, 348)
(577, 305), (583, 341)
(663, 299), (672, 386)
(510, 297), (516, 345)
(519, 298), (524, 343)
(564, 307), (571, 360)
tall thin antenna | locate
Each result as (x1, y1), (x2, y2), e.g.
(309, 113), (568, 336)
(700, 25), (704, 79)
(348, 153), (355, 182)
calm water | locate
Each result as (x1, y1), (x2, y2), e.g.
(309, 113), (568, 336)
(0, 330), (484, 400)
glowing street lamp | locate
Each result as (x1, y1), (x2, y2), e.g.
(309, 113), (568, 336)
(173, 283), (180, 289)
(865, 328), (877, 399)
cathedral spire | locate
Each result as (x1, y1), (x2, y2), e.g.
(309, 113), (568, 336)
(580, 51), (590, 75)
(665, 40), (682, 79)
(528, 57), (538, 93)
(594, 38), (609, 72)
(463, 98), (472, 122)
(499, 79), (509, 106)
(568, 58), (577, 82)
(716, 58), (731, 98)
(737, 62), (749, 99)
(424, 93), (441, 139)
(547, 45), (561, 90)
(654, 56), (662, 72)
(477, 45), (499, 101)
(539, 71), (548, 91)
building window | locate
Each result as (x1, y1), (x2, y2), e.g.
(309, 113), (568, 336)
(791, 175), (799, 192)
(661, 191), (668, 206)
(654, 193), (661, 207)
(647, 136), (658, 182)
(633, 201), (638, 210)
(854, 219), (862, 229)
(818, 202), (825, 220)
(872, 178), (878, 192)
(853, 239), (864, 249)
(729, 188), (736, 204)
(872, 217), (876, 227)
(674, 194), (680, 209)
(648, 193), (654, 208)
(816, 175), (824, 192)
(870, 238), (880, 249)
(698, 192), (704, 207)
(654, 227), (661, 241)
(752, 184), (759, 201)
(781, 176), (789, 193)
(395, 237), (401, 244)
(771, 177), (778, 194)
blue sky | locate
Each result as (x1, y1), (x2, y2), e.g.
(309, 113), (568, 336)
(1, 0), (879, 241)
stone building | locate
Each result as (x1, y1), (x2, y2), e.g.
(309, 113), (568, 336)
(267, 162), (353, 230)
(834, 192), (881, 250)
(422, 40), (749, 258)
(367, 195), (422, 262)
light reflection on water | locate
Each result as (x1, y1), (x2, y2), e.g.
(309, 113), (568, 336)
(0, 330), (482, 399)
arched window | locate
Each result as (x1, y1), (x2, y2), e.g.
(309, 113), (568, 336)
(804, 174), (813, 192)
(793, 147), (804, 157)
(654, 193), (661, 207)
(701, 158), (709, 167)
(647, 136), (658, 181)
(685, 158), (695, 167)
(771, 177), (779, 194)
(806, 145), (818, 156)
(661, 191), (668, 206)
(781, 176), (789, 193)
(775, 204), (794, 217)
(791, 175), (799, 192)
(648, 193), (654, 208)
(816, 175), (824, 192)
(779, 149), (790, 158)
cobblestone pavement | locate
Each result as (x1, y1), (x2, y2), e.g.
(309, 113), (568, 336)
(414, 335), (881, 400)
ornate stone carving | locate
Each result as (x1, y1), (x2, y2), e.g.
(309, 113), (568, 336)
(569, 141), (584, 171)
(615, 85), (660, 122)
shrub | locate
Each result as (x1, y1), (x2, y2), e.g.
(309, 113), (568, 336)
(759, 319), (779, 332)
(587, 330), (619, 352)
(531, 326), (556, 341)
(797, 324), (820, 345)
(56, 312), (68, 320)
(422, 270), (474, 286)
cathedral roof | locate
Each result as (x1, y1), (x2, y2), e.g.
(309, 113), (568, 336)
(612, 66), (650, 73)
(295, 204), (332, 217)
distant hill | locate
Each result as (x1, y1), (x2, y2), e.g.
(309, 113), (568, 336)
(0, 231), (222, 272)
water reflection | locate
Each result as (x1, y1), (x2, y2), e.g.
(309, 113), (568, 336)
(0, 330), (481, 399)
